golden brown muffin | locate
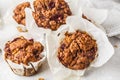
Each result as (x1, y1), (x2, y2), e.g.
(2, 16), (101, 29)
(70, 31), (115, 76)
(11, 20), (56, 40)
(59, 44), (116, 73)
(13, 2), (30, 25)
(4, 36), (44, 65)
(58, 30), (97, 70)
(32, 0), (72, 30)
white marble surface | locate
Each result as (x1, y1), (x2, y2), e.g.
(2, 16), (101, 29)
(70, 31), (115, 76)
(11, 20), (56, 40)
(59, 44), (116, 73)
(0, 0), (120, 80)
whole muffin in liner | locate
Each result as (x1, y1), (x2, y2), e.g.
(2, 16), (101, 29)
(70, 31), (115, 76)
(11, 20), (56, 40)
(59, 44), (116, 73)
(57, 30), (98, 70)
(3, 32), (46, 76)
(46, 16), (114, 80)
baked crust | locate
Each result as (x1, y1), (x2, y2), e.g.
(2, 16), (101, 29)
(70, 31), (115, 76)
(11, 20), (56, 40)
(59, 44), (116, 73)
(4, 36), (44, 65)
(58, 30), (97, 70)
(13, 2), (30, 25)
(32, 0), (72, 30)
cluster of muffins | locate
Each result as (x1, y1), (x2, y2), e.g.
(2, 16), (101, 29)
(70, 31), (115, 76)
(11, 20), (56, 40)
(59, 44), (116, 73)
(4, 0), (72, 76)
(2, 0), (114, 79)
(12, 0), (90, 31)
(13, 0), (72, 30)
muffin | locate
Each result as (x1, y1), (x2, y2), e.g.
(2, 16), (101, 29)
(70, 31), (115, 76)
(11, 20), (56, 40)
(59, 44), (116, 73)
(13, 2), (30, 25)
(4, 36), (45, 76)
(46, 16), (114, 80)
(32, 0), (72, 30)
(57, 30), (97, 70)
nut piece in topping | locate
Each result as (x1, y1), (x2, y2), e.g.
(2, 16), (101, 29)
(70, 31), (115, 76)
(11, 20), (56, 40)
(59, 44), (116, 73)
(4, 36), (44, 65)
(13, 2), (30, 25)
(32, 0), (72, 30)
(58, 30), (97, 70)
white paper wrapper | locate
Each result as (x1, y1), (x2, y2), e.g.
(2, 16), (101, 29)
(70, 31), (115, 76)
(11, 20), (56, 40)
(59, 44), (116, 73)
(46, 16), (114, 80)
(65, 0), (108, 24)
(2, 32), (46, 76)
(65, 0), (108, 36)
(66, 0), (108, 33)
(82, 8), (108, 24)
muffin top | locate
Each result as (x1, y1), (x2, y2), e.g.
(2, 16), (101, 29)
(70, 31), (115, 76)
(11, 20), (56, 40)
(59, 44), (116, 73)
(13, 2), (30, 25)
(32, 0), (72, 30)
(4, 36), (44, 65)
(57, 30), (97, 70)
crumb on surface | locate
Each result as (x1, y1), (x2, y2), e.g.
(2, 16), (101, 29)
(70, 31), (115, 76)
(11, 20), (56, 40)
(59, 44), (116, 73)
(17, 26), (28, 32)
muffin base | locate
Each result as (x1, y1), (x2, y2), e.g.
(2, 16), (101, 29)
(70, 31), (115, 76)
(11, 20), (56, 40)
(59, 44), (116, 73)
(5, 59), (42, 76)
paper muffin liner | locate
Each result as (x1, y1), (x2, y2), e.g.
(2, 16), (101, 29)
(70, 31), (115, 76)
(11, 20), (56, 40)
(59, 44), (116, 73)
(3, 32), (46, 76)
(46, 15), (114, 80)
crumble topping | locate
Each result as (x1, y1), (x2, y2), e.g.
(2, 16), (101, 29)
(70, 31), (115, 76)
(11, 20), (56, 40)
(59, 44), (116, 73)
(58, 30), (97, 70)
(4, 36), (44, 65)
(32, 0), (72, 30)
